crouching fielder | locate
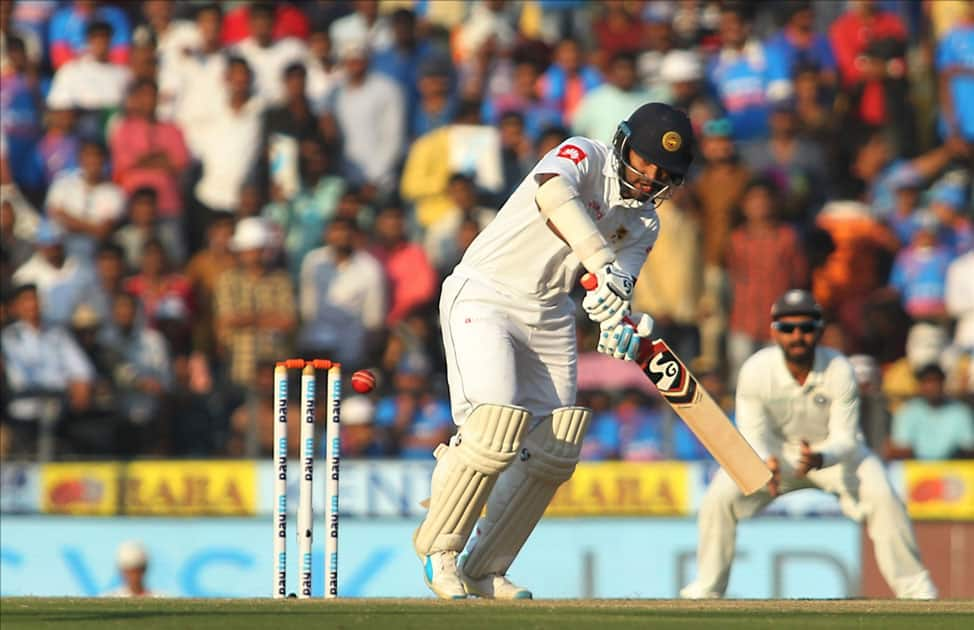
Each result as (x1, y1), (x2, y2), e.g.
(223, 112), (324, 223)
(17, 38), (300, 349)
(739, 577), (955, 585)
(413, 103), (695, 599)
(681, 290), (937, 599)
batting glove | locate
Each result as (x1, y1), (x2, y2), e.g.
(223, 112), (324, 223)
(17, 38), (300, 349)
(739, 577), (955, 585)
(597, 313), (654, 361)
(582, 263), (636, 329)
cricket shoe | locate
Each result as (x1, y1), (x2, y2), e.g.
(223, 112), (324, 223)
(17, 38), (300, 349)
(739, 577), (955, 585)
(460, 571), (533, 600)
(420, 551), (467, 600)
(678, 582), (722, 599)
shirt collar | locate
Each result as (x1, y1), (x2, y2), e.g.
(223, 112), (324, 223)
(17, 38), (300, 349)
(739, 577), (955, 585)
(774, 345), (825, 388)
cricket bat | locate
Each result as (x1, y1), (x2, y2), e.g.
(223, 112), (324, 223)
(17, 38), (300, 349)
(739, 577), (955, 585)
(581, 274), (771, 495)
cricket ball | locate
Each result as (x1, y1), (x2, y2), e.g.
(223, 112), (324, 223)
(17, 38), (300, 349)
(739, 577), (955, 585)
(351, 370), (376, 394)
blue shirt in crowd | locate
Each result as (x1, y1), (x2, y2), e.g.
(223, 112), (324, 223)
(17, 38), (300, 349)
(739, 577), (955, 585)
(708, 42), (775, 141)
(892, 399), (974, 460)
(936, 23), (974, 140)
(374, 395), (453, 459)
(889, 245), (955, 316)
(581, 406), (711, 461)
(48, 3), (130, 63)
(764, 30), (837, 83)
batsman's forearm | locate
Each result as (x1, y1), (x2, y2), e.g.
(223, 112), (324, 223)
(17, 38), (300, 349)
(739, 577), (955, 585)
(536, 175), (615, 272)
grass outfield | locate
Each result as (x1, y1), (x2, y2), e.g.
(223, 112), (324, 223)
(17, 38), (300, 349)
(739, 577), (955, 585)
(2, 598), (973, 630)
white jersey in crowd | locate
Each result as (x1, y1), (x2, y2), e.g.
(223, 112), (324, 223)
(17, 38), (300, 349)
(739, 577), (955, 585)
(454, 136), (659, 305)
(736, 345), (866, 469)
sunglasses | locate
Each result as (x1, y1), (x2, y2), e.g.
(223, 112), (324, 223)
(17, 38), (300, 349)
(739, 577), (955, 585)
(772, 320), (822, 334)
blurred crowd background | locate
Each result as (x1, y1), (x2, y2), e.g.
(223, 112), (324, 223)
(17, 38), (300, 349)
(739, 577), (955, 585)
(1, 0), (972, 464)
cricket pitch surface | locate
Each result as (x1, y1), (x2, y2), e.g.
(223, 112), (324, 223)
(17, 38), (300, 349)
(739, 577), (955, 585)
(2, 597), (972, 629)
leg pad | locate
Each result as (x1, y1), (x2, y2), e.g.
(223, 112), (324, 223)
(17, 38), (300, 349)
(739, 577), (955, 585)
(461, 406), (591, 578)
(413, 404), (531, 555)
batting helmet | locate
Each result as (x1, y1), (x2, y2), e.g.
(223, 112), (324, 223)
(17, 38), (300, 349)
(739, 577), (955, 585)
(611, 103), (695, 206)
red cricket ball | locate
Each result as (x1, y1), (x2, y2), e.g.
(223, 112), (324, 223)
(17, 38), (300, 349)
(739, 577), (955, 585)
(351, 370), (376, 394)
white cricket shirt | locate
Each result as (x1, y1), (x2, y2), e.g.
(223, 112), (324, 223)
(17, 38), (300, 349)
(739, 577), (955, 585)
(454, 136), (659, 305)
(46, 55), (130, 110)
(735, 345), (865, 470)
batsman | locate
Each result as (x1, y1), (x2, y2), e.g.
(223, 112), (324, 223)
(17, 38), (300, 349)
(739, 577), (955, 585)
(413, 103), (694, 599)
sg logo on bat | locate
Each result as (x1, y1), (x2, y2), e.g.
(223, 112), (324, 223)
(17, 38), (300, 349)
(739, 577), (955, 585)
(644, 342), (698, 405)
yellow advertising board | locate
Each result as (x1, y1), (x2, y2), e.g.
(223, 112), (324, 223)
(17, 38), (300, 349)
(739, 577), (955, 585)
(903, 461), (974, 520)
(546, 462), (690, 516)
(122, 460), (257, 516)
(41, 463), (120, 515)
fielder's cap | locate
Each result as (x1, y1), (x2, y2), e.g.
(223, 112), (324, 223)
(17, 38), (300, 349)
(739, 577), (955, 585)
(771, 289), (822, 320)
(116, 541), (148, 570)
(34, 218), (64, 246)
(659, 50), (702, 83)
(342, 395), (375, 427)
(230, 217), (268, 252)
(624, 102), (695, 178)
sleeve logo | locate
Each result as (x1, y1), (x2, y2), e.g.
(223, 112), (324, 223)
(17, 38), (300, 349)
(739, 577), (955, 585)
(557, 144), (587, 164)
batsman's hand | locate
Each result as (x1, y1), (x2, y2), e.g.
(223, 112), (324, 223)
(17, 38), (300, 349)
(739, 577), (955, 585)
(597, 313), (654, 361)
(582, 263), (635, 329)
(766, 456), (781, 497)
(796, 440), (823, 477)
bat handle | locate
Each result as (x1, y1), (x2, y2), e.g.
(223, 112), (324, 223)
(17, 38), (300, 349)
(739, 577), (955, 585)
(580, 272), (637, 327)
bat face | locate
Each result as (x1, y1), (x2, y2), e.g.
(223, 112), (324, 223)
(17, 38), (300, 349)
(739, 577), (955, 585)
(638, 338), (771, 495)
(577, 273), (770, 495)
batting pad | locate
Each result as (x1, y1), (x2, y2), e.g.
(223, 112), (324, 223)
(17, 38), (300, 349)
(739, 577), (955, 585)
(460, 406), (592, 579)
(413, 404), (531, 556)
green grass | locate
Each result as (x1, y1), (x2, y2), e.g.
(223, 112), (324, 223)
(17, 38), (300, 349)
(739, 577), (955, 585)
(2, 598), (972, 629)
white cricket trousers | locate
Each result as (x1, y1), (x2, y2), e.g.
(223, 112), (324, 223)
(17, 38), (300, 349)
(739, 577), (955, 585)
(685, 453), (937, 598)
(440, 274), (577, 426)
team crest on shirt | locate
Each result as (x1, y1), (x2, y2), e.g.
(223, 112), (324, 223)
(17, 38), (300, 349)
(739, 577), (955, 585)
(557, 144), (587, 164)
(587, 200), (604, 219)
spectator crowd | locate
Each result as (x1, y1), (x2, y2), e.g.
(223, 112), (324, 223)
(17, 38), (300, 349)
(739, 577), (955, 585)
(1, 0), (971, 462)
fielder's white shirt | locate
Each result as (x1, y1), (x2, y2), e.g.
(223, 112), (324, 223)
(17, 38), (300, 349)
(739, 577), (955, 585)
(736, 345), (865, 470)
(454, 136), (659, 305)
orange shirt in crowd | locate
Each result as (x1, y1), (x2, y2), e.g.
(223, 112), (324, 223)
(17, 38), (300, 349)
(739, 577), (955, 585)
(813, 202), (900, 309)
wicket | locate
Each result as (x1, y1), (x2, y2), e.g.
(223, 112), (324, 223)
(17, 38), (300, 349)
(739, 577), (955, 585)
(272, 358), (342, 599)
